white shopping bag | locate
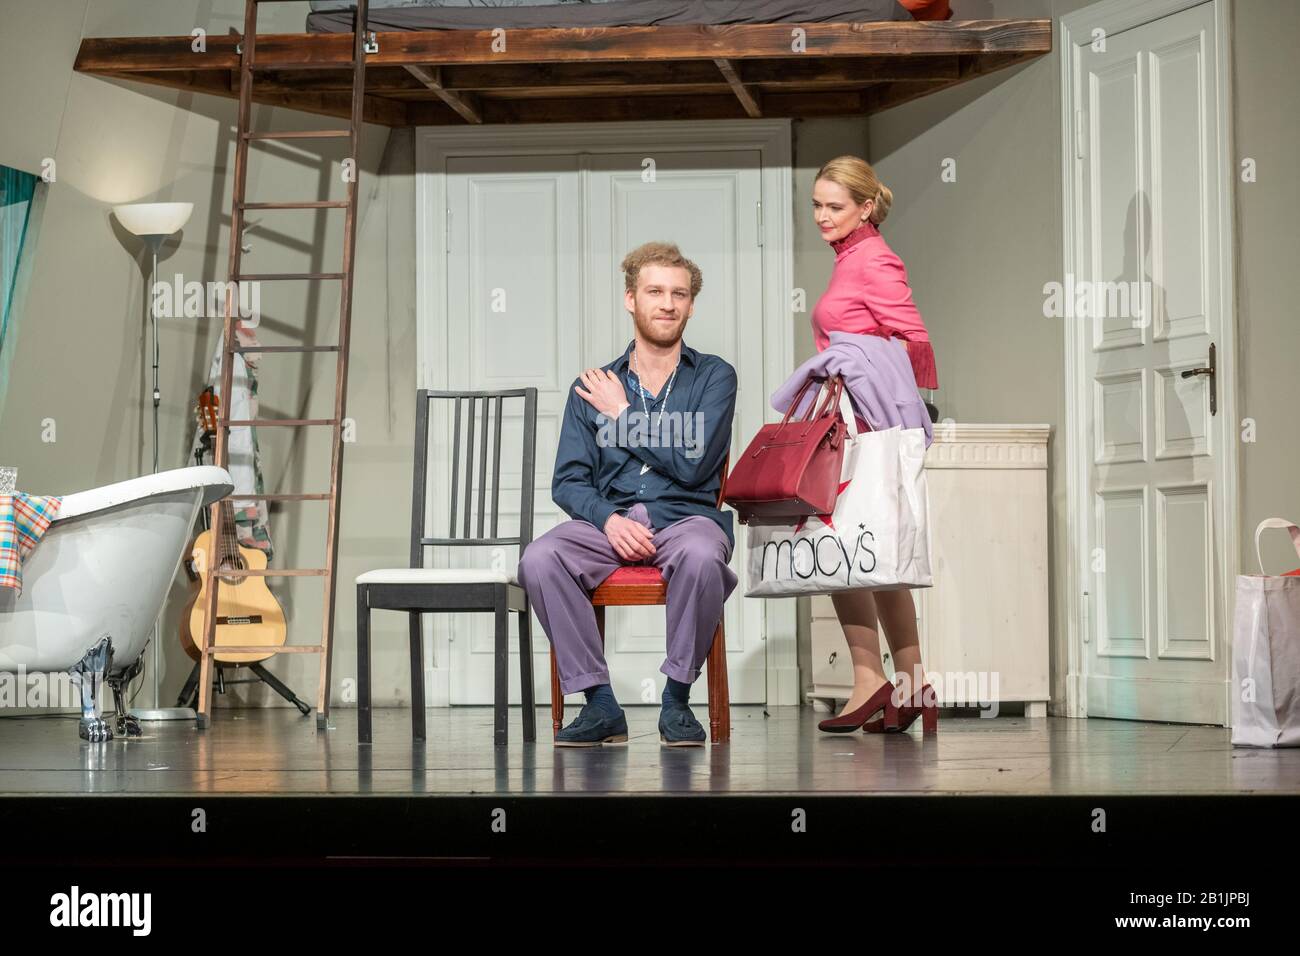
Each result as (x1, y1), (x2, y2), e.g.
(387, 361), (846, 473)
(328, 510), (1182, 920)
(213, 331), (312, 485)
(744, 394), (932, 597)
(1231, 518), (1300, 748)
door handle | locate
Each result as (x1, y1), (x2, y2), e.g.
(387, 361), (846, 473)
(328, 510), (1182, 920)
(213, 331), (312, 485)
(1180, 342), (1216, 416)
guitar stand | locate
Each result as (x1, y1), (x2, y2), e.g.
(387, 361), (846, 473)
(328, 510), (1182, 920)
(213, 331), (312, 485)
(177, 661), (312, 717)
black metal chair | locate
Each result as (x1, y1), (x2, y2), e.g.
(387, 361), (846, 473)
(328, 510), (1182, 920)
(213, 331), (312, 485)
(356, 388), (538, 747)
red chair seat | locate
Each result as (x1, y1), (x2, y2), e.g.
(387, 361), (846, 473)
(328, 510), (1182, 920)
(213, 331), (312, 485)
(601, 565), (664, 586)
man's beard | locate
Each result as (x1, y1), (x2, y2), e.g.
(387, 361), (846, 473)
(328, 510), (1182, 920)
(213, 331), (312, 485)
(633, 309), (686, 348)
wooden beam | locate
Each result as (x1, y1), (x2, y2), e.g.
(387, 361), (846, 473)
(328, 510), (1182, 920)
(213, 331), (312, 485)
(423, 83), (740, 101)
(72, 20), (1052, 127)
(255, 66), (426, 94)
(859, 49), (1041, 114)
(958, 50), (1039, 79)
(75, 20), (1051, 72)
(419, 57), (965, 94)
(712, 58), (761, 118)
(860, 80), (955, 114)
(403, 64), (482, 124)
(248, 57), (968, 96)
(406, 90), (870, 126)
(366, 20), (1053, 65)
(95, 69), (408, 126)
(746, 55), (964, 86)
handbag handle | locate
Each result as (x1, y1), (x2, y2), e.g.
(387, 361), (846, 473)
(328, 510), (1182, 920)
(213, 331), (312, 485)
(1254, 518), (1300, 575)
(776, 374), (843, 432)
(749, 376), (846, 460)
(838, 387), (860, 439)
(776, 375), (822, 428)
(798, 375), (844, 439)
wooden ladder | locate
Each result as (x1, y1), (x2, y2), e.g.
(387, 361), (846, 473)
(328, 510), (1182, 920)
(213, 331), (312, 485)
(197, 0), (371, 730)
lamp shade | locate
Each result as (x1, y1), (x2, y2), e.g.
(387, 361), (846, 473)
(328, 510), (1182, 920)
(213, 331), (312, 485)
(113, 202), (193, 237)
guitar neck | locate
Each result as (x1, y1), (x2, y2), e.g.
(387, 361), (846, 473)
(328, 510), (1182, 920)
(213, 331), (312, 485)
(215, 497), (239, 563)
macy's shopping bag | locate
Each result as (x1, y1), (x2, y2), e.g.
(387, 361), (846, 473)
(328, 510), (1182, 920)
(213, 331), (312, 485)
(744, 402), (932, 597)
(1231, 518), (1300, 748)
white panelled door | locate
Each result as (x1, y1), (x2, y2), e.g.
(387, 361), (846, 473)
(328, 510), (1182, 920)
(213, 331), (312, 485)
(1074, 0), (1231, 723)
(439, 145), (767, 706)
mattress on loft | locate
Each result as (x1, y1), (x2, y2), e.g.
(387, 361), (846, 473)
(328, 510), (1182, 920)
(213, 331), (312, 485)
(305, 0), (913, 33)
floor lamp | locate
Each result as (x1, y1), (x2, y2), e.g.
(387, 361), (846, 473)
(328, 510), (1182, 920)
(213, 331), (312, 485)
(114, 201), (195, 721)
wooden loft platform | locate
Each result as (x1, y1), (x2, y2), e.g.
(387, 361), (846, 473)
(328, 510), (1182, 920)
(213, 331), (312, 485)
(73, 20), (1052, 127)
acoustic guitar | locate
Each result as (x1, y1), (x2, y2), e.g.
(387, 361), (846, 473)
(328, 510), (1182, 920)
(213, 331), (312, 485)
(179, 387), (288, 664)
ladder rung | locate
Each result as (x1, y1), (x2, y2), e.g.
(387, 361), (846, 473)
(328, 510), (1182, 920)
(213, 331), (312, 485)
(218, 568), (329, 578)
(244, 129), (351, 141)
(232, 345), (340, 353)
(239, 200), (349, 210)
(222, 418), (339, 427)
(236, 493), (333, 501)
(233, 273), (346, 281)
(202, 645), (325, 655)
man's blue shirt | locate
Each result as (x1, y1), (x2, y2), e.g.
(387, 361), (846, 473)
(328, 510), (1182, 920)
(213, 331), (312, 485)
(551, 339), (737, 551)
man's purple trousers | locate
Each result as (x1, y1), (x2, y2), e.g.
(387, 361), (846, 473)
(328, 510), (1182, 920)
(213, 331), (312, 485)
(516, 502), (738, 695)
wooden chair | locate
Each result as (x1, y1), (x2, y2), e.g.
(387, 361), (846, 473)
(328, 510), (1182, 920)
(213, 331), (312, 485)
(356, 388), (538, 747)
(548, 454), (732, 744)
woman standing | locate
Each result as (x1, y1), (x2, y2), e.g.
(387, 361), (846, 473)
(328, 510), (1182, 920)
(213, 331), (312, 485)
(808, 155), (938, 735)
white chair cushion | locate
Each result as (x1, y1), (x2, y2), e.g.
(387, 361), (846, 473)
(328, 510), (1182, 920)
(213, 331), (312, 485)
(355, 567), (519, 586)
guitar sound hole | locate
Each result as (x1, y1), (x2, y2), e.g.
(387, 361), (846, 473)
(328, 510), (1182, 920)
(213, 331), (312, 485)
(218, 556), (248, 588)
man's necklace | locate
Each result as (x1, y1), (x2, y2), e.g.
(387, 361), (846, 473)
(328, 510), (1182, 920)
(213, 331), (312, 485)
(629, 345), (680, 476)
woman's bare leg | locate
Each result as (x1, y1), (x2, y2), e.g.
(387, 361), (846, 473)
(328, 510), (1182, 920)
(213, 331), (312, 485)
(830, 588), (928, 716)
(829, 588), (889, 716)
(874, 589), (924, 700)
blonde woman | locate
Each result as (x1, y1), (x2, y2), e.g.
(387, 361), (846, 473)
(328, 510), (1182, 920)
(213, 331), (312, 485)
(806, 155), (938, 735)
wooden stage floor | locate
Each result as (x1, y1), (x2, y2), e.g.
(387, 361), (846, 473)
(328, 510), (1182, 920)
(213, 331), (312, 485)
(0, 705), (1295, 796)
(2, 704), (1297, 880)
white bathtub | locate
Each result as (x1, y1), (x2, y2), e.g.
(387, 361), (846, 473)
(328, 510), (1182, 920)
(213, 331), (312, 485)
(0, 466), (232, 737)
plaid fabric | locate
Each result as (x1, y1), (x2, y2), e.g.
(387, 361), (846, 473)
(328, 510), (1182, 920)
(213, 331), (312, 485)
(0, 492), (62, 595)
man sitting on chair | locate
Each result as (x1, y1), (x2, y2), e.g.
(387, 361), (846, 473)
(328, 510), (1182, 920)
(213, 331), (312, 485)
(517, 241), (738, 747)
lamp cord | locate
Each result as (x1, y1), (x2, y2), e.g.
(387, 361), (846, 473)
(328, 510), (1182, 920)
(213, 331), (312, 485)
(151, 247), (160, 476)
(149, 246), (161, 709)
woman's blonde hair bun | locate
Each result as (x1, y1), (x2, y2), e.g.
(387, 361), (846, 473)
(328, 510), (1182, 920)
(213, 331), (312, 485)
(816, 155), (892, 226)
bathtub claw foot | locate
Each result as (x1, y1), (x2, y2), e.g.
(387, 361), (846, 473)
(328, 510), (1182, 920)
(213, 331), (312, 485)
(108, 657), (144, 737)
(79, 716), (114, 743)
(69, 636), (115, 744)
(116, 713), (143, 737)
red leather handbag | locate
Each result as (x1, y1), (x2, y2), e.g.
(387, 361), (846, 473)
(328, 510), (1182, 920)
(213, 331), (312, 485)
(724, 375), (848, 523)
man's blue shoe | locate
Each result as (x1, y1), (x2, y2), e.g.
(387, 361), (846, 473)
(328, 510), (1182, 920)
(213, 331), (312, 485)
(658, 701), (707, 747)
(555, 703), (629, 747)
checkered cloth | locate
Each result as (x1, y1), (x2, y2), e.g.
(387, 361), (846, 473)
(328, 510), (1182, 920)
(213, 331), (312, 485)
(0, 493), (62, 595)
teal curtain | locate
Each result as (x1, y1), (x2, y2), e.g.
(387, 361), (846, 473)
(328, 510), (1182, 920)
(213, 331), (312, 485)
(0, 165), (38, 408)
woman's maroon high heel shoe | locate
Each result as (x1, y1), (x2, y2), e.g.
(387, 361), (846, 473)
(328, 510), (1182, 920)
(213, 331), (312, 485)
(863, 683), (938, 734)
(818, 680), (900, 733)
